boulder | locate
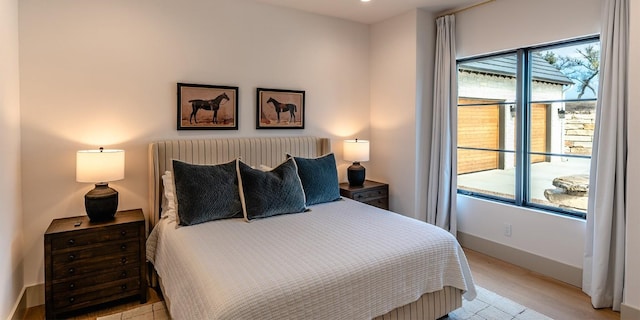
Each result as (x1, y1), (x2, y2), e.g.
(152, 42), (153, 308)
(544, 174), (589, 211)
(544, 188), (588, 211)
(552, 174), (589, 196)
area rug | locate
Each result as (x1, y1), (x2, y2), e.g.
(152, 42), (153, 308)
(97, 286), (552, 320)
(446, 286), (553, 320)
(96, 301), (168, 320)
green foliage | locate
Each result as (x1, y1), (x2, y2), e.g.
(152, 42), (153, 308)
(542, 51), (558, 65)
(541, 45), (599, 99)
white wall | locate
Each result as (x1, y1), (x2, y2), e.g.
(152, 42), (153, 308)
(370, 11), (417, 217)
(19, 0), (370, 287)
(0, 0), (23, 318)
(456, 0), (601, 58)
(455, 0), (601, 269)
(625, 0), (640, 314)
(369, 9), (435, 220)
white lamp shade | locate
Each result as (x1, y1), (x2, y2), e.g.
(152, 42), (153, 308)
(343, 139), (370, 162)
(76, 149), (125, 183)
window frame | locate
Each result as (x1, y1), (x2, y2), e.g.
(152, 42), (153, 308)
(456, 36), (600, 219)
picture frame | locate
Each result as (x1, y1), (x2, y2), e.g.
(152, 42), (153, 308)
(177, 83), (238, 130)
(256, 88), (305, 129)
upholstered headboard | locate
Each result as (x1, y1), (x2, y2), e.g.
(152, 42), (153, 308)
(148, 136), (331, 228)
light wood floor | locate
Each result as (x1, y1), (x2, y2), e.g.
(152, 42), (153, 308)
(464, 248), (619, 320)
(24, 248), (620, 319)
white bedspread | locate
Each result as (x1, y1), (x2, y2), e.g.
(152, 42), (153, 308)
(147, 198), (476, 320)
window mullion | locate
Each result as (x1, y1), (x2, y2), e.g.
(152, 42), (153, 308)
(514, 49), (527, 206)
(523, 50), (533, 206)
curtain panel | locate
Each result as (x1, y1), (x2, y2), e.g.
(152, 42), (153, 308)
(583, 0), (628, 311)
(427, 15), (457, 235)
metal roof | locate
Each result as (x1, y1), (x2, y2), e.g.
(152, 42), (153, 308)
(459, 54), (574, 85)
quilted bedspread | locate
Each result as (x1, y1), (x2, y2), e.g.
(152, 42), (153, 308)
(147, 198), (476, 319)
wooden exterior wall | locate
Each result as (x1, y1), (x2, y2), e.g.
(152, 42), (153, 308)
(458, 98), (500, 174)
(458, 99), (549, 175)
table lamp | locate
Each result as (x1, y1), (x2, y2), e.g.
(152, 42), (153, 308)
(343, 139), (369, 187)
(76, 148), (125, 221)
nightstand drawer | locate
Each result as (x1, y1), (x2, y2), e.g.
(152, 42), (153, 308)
(52, 239), (139, 266)
(340, 180), (390, 210)
(53, 252), (140, 279)
(53, 266), (140, 293)
(51, 224), (139, 251)
(352, 188), (388, 201)
(363, 198), (389, 210)
(53, 278), (141, 310)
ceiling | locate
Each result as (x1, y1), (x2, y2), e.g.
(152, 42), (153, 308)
(253, 0), (482, 24)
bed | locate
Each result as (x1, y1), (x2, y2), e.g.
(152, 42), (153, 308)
(146, 136), (476, 319)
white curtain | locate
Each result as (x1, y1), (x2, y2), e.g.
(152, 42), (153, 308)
(583, 0), (628, 311)
(427, 15), (457, 235)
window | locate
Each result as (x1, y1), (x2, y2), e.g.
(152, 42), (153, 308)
(456, 37), (600, 218)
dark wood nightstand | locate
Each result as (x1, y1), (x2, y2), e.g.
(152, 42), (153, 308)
(339, 180), (389, 210)
(44, 209), (147, 319)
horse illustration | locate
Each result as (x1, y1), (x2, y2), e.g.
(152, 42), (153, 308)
(189, 93), (230, 124)
(266, 97), (297, 123)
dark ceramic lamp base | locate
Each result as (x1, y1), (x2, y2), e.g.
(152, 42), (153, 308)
(347, 162), (366, 187)
(85, 183), (118, 221)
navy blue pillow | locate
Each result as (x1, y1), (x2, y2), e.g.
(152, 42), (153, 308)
(172, 160), (243, 226)
(237, 158), (307, 220)
(289, 153), (341, 206)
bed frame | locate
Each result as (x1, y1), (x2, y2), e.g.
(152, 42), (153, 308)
(148, 136), (462, 320)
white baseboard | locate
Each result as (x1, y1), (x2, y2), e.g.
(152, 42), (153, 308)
(622, 303), (640, 320)
(26, 283), (45, 308)
(9, 283), (44, 320)
(8, 287), (26, 320)
(457, 232), (583, 287)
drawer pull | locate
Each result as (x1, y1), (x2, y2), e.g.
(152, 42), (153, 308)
(68, 239), (75, 246)
(120, 230), (127, 237)
(121, 284), (127, 291)
(356, 194), (363, 198)
(68, 267), (75, 274)
(69, 283), (75, 289)
(68, 254), (76, 261)
(69, 297), (75, 303)
(120, 271), (128, 278)
(120, 244), (127, 250)
(121, 257), (127, 264)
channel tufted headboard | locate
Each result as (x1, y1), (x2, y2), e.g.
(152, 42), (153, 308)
(148, 136), (331, 228)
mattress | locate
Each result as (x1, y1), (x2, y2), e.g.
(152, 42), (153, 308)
(147, 198), (476, 319)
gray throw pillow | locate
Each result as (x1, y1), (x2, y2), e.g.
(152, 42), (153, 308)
(237, 158), (307, 221)
(289, 153), (341, 206)
(172, 159), (242, 226)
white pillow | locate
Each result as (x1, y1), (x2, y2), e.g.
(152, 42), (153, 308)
(161, 170), (177, 221)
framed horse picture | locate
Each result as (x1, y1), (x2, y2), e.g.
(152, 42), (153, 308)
(256, 88), (305, 129)
(177, 83), (238, 130)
